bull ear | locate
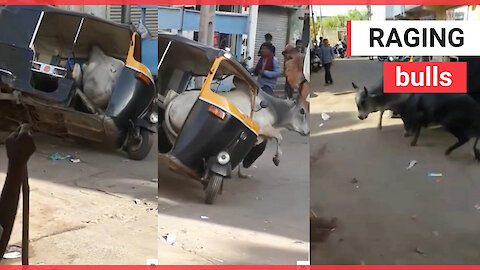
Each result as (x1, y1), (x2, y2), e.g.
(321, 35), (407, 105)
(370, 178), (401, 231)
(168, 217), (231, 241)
(363, 86), (368, 95)
(352, 82), (358, 90)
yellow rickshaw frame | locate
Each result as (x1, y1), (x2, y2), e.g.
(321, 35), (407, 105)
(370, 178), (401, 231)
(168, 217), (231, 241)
(125, 32), (154, 84)
(198, 56), (260, 135)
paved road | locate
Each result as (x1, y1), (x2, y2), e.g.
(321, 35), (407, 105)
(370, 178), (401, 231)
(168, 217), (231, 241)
(310, 57), (480, 264)
(0, 132), (157, 265)
(158, 131), (309, 265)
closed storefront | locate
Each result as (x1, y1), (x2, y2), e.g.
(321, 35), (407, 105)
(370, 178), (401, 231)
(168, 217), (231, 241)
(107, 6), (158, 38)
(255, 5), (289, 69)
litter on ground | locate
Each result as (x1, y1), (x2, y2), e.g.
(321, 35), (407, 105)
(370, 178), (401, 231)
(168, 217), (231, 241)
(321, 113), (331, 121)
(406, 160), (417, 170)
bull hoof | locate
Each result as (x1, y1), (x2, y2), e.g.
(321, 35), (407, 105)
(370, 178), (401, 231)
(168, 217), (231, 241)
(273, 156), (280, 166)
(410, 141), (417, 147)
(404, 131), (410, 137)
(445, 149), (452, 156)
(474, 149), (480, 161)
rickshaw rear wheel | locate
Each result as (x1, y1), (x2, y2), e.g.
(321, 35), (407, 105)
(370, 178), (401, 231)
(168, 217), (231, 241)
(205, 173), (223, 204)
(127, 128), (153, 160)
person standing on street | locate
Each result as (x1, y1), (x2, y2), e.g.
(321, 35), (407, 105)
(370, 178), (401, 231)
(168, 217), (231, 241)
(259, 33), (276, 56)
(251, 43), (280, 96)
(319, 39), (334, 85)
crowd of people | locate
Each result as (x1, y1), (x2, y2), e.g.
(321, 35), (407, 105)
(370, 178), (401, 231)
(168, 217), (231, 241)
(251, 33), (307, 99)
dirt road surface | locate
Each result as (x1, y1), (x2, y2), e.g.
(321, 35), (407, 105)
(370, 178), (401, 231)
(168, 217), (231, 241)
(311, 57), (480, 264)
(158, 132), (309, 264)
(0, 133), (157, 265)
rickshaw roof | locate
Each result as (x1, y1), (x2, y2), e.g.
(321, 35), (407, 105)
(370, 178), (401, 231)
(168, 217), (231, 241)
(0, 5), (132, 49)
(158, 32), (258, 89)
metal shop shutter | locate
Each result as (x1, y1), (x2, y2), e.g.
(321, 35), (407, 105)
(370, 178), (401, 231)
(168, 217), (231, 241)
(255, 6), (289, 70)
(108, 6), (158, 39)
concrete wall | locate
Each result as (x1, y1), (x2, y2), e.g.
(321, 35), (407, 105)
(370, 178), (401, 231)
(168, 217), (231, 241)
(287, 6), (307, 46)
(320, 28), (346, 44)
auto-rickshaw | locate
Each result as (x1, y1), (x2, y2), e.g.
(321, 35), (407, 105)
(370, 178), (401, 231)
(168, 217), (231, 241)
(0, 6), (157, 160)
(158, 33), (259, 204)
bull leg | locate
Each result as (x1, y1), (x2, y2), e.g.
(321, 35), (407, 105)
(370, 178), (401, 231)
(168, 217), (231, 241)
(378, 110), (384, 130)
(273, 134), (283, 166)
(473, 137), (480, 161)
(445, 128), (470, 156)
(410, 125), (421, 146)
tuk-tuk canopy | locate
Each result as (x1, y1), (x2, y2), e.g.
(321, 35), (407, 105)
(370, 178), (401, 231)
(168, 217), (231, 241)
(0, 5), (133, 60)
(158, 32), (258, 89)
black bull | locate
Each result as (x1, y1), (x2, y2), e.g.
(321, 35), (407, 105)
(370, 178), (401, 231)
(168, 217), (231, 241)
(460, 57), (480, 101)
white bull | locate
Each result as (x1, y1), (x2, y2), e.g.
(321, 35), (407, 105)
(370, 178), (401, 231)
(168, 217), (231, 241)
(163, 78), (309, 177)
(80, 46), (125, 109)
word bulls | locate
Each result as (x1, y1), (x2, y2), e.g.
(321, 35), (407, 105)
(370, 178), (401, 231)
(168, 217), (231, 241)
(383, 62), (466, 93)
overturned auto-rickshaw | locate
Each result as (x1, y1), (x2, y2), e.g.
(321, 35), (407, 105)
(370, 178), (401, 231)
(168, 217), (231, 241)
(158, 33), (259, 204)
(0, 6), (157, 160)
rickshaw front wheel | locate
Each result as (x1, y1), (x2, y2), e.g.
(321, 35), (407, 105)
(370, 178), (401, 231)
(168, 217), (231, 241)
(205, 173), (223, 205)
(127, 128), (153, 160)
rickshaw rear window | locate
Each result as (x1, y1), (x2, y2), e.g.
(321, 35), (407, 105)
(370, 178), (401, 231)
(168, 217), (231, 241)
(215, 59), (246, 80)
(74, 19), (131, 61)
(34, 13), (81, 58)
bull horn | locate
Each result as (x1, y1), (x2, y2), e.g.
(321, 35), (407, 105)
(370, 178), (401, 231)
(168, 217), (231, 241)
(259, 100), (268, 109)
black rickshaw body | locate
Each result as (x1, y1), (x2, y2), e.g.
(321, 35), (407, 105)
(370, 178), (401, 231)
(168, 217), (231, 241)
(0, 6), (156, 159)
(158, 33), (260, 180)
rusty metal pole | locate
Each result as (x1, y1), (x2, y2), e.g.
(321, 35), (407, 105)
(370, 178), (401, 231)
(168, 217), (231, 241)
(121, 5), (131, 24)
(196, 5), (216, 88)
(21, 176), (29, 265)
(198, 5), (215, 46)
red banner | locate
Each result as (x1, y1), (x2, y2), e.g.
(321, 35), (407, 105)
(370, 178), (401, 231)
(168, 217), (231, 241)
(1, 0), (480, 4)
(383, 62), (467, 93)
(4, 266), (480, 269)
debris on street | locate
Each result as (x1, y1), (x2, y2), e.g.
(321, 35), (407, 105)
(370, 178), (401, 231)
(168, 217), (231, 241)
(211, 257), (224, 263)
(414, 247), (426, 255)
(427, 173), (443, 177)
(321, 113), (331, 121)
(163, 233), (177, 246)
(70, 158), (81, 163)
(49, 153), (70, 160)
(406, 160), (417, 170)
